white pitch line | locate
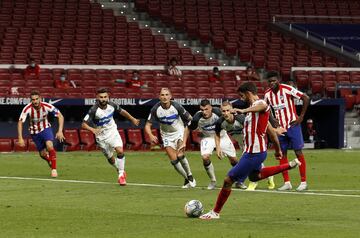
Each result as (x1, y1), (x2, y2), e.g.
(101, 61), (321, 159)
(1, 176), (360, 198)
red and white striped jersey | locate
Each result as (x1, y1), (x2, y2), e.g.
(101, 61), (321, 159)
(19, 102), (59, 134)
(264, 84), (303, 129)
(243, 99), (270, 153)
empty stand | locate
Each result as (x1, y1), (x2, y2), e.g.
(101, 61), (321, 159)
(126, 128), (143, 150)
(79, 129), (96, 151)
(0, 138), (12, 152)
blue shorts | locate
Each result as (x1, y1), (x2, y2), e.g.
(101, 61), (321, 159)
(228, 152), (267, 182)
(31, 127), (54, 151)
(278, 124), (304, 152)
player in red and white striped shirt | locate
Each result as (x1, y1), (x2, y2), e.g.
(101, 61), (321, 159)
(264, 71), (310, 191)
(18, 90), (65, 177)
(200, 82), (301, 220)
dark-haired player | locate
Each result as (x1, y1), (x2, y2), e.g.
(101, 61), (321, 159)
(82, 88), (140, 186)
(264, 71), (310, 191)
(18, 90), (65, 177)
(200, 82), (300, 219)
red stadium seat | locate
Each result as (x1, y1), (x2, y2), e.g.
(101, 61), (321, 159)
(79, 129), (97, 151)
(191, 130), (202, 149)
(118, 129), (127, 146)
(27, 139), (38, 152)
(127, 128), (143, 150)
(63, 129), (81, 151)
(0, 138), (13, 152)
(13, 138), (28, 152)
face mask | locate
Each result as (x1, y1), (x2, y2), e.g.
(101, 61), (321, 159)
(132, 75), (139, 80)
(60, 76), (66, 81)
(31, 63), (35, 67)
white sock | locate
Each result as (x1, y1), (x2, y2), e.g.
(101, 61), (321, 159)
(205, 162), (216, 182)
(171, 160), (187, 179)
(116, 155), (125, 175)
(178, 156), (192, 177)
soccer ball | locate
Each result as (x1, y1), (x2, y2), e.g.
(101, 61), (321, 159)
(184, 200), (204, 218)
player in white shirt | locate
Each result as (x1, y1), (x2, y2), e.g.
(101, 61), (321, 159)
(82, 88), (140, 186)
(18, 90), (65, 177)
(145, 88), (196, 188)
(188, 99), (246, 190)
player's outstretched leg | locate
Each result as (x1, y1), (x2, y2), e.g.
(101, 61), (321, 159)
(247, 159), (301, 184)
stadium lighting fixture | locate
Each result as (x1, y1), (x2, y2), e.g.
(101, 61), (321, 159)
(145, 24), (148, 27)
(183, 43), (186, 46)
(158, 30), (161, 33)
(133, 17), (136, 20)
(196, 50), (199, 53)
(209, 57), (213, 60)
(170, 37), (173, 40)
(223, 63), (226, 66)
(101, 4), (104, 7)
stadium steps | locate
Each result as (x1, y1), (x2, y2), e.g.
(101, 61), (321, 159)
(97, 0), (240, 66)
(344, 111), (360, 148)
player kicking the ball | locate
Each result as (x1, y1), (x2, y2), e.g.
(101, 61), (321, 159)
(18, 90), (65, 177)
(82, 88), (140, 186)
(200, 82), (300, 219)
(145, 88), (196, 188)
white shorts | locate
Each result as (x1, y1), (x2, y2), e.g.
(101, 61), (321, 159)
(162, 132), (183, 150)
(200, 135), (236, 158)
(96, 130), (123, 159)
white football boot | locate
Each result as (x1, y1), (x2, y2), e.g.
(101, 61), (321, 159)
(296, 182), (308, 191)
(278, 181), (292, 191)
(207, 181), (216, 190)
(199, 210), (220, 220)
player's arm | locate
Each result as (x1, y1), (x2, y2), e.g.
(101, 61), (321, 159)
(144, 121), (158, 144)
(290, 93), (310, 126)
(17, 120), (25, 147)
(174, 103), (192, 151)
(266, 123), (282, 160)
(55, 111), (65, 142)
(232, 101), (267, 114)
(145, 107), (159, 144)
(119, 109), (140, 126)
(82, 107), (101, 136)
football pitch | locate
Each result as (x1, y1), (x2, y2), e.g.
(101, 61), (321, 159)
(0, 150), (360, 238)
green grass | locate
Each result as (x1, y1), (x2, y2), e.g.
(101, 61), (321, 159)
(1, 150), (360, 238)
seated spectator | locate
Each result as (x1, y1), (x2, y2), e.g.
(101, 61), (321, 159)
(241, 65), (260, 81)
(167, 57), (182, 80)
(208, 67), (224, 82)
(55, 72), (71, 89)
(116, 70), (147, 89)
(24, 58), (40, 78)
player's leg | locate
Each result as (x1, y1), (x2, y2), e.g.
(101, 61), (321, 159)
(200, 152), (254, 219)
(176, 139), (196, 188)
(106, 131), (127, 185)
(249, 158), (301, 182)
(40, 128), (57, 177)
(114, 146), (127, 186)
(165, 146), (190, 188)
(277, 134), (292, 190)
(38, 150), (51, 168)
(45, 140), (58, 177)
(200, 138), (216, 189)
(290, 125), (307, 191)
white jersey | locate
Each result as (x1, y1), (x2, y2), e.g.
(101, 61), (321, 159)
(19, 102), (59, 135)
(147, 101), (192, 141)
(83, 101), (122, 141)
(189, 107), (226, 138)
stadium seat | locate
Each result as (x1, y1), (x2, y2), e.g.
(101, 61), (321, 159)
(27, 139), (38, 152)
(63, 129), (81, 151)
(0, 138), (13, 152)
(126, 128), (143, 150)
(79, 129), (96, 151)
(191, 130), (202, 149)
(13, 138), (28, 152)
(118, 129), (127, 147)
